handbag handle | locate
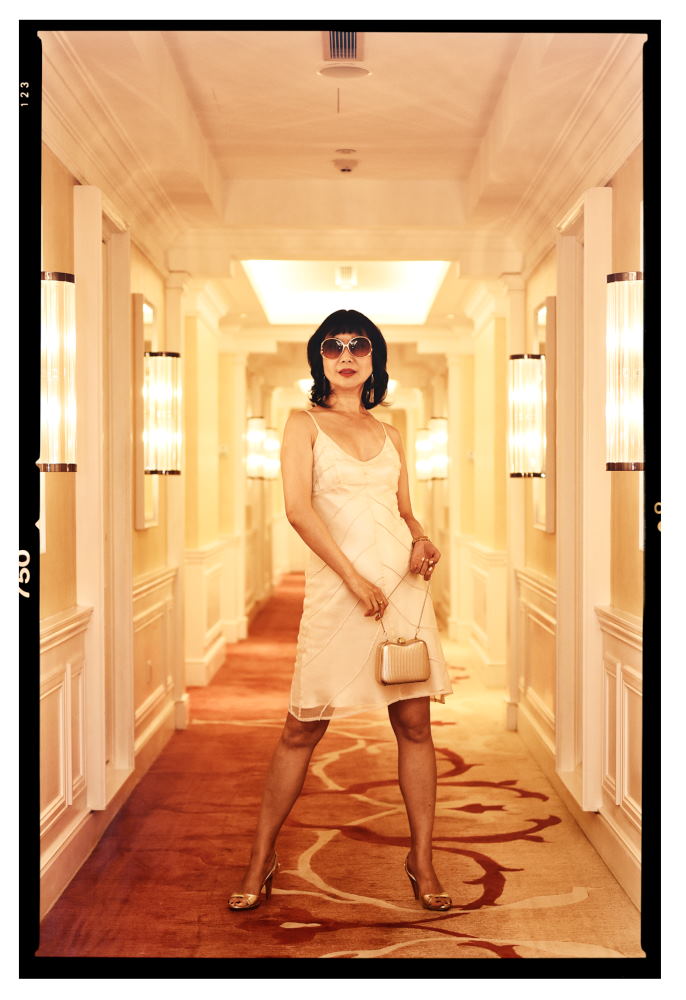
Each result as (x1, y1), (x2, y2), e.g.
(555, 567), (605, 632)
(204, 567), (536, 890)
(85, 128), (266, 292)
(379, 570), (431, 640)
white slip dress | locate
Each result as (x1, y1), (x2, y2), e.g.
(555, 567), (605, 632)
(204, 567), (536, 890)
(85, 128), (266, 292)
(288, 409), (453, 722)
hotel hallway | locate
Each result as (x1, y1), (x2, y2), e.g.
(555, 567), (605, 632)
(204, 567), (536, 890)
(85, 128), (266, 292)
(36, 573), (644, 960)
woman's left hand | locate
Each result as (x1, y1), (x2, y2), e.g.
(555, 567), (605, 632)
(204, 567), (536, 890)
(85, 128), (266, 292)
(410, 540), (441, 580)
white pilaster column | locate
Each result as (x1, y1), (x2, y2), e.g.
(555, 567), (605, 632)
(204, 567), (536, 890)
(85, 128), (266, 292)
(446, 354), (466, 640)
(580, 187), (613, 810)
(556, 233), (583, 777)
(166, 272), (189, 727)
(220, 348), (249, 640)
(555, 189), (612, 812)
(501, 275), (527, 730)
(248, 373), (264, 417)
(73, 185), (106, 809)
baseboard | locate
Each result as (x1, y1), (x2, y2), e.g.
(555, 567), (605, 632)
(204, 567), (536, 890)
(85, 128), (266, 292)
(222, 614), (249, 643)
(185, 631), (228, 686)
(518, 707), (641, 909)
(468, 636), (506, 688)
(447, 616), (471, 642)
(39, 706), (175, 921)
(246, 593), (271, 629)
(174, 692), (190, 729)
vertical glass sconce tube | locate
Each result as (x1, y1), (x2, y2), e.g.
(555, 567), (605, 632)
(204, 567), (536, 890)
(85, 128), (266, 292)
(143, 352), (182, 474)
(246, 416), (266, 478)
(415, 428), (432, 481)
(262, 428), (281, 480)
(39, 272), (77, 471)
(508, 354), (546, 477)
(605, 272), (643, 471)
(428, 416), (448, 479)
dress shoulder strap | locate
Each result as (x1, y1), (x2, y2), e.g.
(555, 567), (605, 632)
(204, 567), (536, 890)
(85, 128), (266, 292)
(302, 409), (321, 431)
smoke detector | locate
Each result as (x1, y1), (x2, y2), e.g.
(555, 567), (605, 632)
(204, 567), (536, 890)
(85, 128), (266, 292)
(333, 159), (358, 173)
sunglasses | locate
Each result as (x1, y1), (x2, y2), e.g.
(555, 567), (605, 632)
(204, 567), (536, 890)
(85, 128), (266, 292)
(320, 336), (373, 360)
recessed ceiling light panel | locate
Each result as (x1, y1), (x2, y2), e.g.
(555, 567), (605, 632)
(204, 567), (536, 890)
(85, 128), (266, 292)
(241, 261), (451, 326)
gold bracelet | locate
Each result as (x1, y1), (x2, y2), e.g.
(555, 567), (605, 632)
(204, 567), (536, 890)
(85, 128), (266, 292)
(411, 535), (429, 545)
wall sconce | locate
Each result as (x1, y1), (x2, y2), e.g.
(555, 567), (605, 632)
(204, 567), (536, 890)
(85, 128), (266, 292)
(606, 271), (643, 471)
(133, 294), (182, 530)
(39, 272), (77, 471)
(297, 378), (314, 396)
(143, 352), (182, 474)
(415, 428), (433, 481)
(428, 417), (448, 480)
(508, 354), (546, 477)
(509, 298), (556, 533)
(246, 416), (267, 478)
(415, 420), (448, 481)
(262, 428), (281, 480)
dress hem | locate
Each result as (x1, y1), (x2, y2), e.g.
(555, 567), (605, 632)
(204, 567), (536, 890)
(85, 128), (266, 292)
(288, 687), (453, 723)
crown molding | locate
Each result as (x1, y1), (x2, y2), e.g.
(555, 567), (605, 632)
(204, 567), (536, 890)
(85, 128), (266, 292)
(510, 34), (645, 273)
(462, 282), (504, 332)
(167, 226), (521, 271)
(39, 31), (184, 276)
(183, 279), (233, 331)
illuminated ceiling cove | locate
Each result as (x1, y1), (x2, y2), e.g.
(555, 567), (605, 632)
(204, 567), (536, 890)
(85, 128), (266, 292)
(240, 261), (451, 325)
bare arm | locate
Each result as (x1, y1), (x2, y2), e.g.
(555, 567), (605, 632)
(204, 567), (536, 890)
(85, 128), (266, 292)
(386, 423), (441, 579)
(281, 411), (390, 618)
(386, 423), (426, 539)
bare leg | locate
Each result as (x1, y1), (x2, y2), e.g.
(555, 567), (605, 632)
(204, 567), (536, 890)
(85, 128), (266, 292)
(235, 712), (329, 894)
(388, 696), (445, 894)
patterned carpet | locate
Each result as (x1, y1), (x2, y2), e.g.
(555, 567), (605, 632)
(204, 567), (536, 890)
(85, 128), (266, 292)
(36, 573), (644, 959)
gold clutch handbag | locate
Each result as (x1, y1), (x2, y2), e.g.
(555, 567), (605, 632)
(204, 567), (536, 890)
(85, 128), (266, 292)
(375, 572), (432, 686)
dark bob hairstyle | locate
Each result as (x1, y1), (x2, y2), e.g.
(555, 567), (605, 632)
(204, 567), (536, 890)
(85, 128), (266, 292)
(306, 309), (390, 410)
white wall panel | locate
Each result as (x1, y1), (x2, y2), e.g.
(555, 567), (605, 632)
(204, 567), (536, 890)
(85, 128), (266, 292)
(184, 541), (230, 685)
(206, 566), (221, 633)
(40, 674), (67, 831)
(70, 659), (86, 798)
(133, 569), (176, 745)
(516, 569), (557, 754)
(465, 540), (507, 687)
(596, 605), (642, 852)
(603, 657), (619, 801)
(39, 607), (92, 859)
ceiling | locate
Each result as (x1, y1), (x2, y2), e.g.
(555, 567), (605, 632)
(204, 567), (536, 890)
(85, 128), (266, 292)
(41, 28), (644, 338)
(160, 30), (523, 182)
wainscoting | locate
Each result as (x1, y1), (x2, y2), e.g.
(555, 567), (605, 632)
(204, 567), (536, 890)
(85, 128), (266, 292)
(450, 535), (506, 687)
(132, 568), (177, 751)
(184, 541), (228, 686)
(596, 605), (642, 891)
(184, 536), (249, 686)
(39, 564), (182, 918)
(516, 569), (557, 755)
(514, 567), (642, 907)
(40, 606), (93, 880)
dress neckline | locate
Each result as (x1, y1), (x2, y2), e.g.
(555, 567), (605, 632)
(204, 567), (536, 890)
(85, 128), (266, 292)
(308, 410), (388, 464)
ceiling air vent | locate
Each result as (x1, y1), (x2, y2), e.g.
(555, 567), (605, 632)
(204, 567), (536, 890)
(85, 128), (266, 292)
(323, 31), (364, 61)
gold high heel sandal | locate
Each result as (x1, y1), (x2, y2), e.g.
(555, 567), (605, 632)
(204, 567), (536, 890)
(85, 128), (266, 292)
(228, 853), (279, 911)
(404, 856), (452, 912)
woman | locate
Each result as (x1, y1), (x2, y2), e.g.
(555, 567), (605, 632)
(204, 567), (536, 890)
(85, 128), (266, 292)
(229, 310), (453, 912)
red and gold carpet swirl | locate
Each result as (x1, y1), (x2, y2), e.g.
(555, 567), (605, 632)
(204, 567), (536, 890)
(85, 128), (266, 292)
(37, 573), (643, 959)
